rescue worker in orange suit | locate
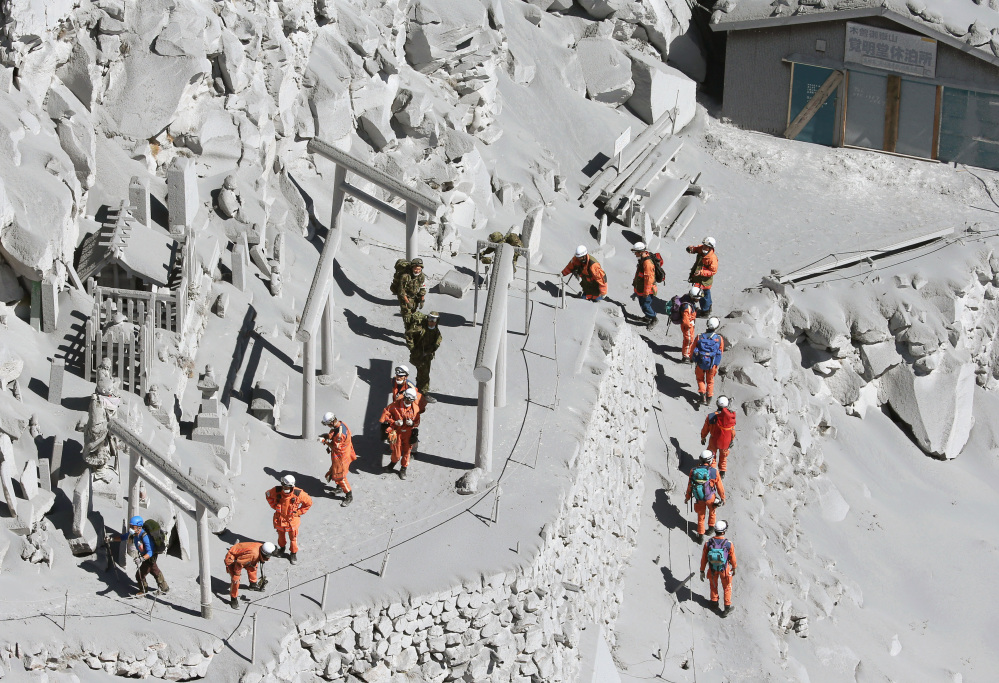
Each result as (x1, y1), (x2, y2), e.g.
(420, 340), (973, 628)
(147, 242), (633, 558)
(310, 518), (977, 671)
(224, 541), (274, 609)
(701, 395), (736, 476)
(631, 242), (659, 329)
(561, 245), (607, 301)
(380, 387), (421, 479)
(686, 237), (718, 317)
(692, 317), (725, 406)
(679, 286), (701, 363)
(701, 520), (736, 617)
(320, 412), (357, 507)
(265, 475), (313, 564)
(685, 450), (726, 541)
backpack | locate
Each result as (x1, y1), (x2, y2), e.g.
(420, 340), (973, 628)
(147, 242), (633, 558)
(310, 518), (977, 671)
(693, 333), (722, 370)
(706, 538), (730, 572)
(643, 253), (666, 283)
(390, 259), (410, 295)
(691, 465), (714, 502)
(142, 520), (166, 555)
(666, 295), (684, 324)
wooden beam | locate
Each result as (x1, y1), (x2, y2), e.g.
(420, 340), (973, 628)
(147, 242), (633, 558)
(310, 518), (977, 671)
(773, 227), (954, 284)
(840, 70), (850, 147)
(341, 182), (407, 223)
(931, 84), (943, 160)
(784, 69), (843, 140)
(884, 75), (901, 153)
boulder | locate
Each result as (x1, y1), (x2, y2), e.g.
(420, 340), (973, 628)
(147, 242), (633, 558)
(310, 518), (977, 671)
(575, 38), (634, 105)
(0, 391), (29, 439)
(824, 366), (865, 406)
(578, 0), (628, 19)
(859, 340), (902, 379)
(881, 355), (975, 459)
(307, 28), (359, 143)
(626, 51), (697, 128)
(438, 270), (474, 298)
(0, 258), (24, 302)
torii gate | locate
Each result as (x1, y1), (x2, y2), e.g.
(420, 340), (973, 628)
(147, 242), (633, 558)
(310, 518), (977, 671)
(297, 139), (444, 439)
(110, 416), (234, 619)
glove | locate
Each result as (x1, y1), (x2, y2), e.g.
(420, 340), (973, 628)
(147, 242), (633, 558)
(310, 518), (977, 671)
(324, 472), (332, 482)
(700, 571), (705, 581)
(701, 437), (706, 445)
(730, 568), (736, 577)
(394, 420), (403, 427)
(404, 419), (413, 426)
(716, 498), (725, 507)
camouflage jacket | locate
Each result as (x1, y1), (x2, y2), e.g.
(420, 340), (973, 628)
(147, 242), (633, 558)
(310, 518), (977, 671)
(411, 325), (442, 361)
(397, 272), (426, 304)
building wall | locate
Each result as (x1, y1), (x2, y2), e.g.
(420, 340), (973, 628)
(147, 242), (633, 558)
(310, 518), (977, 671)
(722, 17), (999, 136)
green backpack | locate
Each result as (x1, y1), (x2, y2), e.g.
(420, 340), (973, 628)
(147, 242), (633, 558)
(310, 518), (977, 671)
(390, 259), (411, 295)
(142, 519), (167, 554)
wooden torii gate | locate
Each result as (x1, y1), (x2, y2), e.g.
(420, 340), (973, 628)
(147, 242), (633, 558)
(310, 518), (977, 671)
(298, 140), (444, 439)
(110, 416), (234, 619)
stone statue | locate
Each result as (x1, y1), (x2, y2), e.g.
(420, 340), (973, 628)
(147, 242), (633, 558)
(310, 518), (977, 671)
(84, 366), (122, 484)
(218, 174), (242, 219)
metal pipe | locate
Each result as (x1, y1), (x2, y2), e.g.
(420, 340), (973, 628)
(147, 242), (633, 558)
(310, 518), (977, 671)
(321, 292), (334, 376)
(251, 613), (257, 663)
(197, 502), (212, 619)
(296, 165), (345, 344)
(321, 574), (329, 610)
(302, 335), (316, 440)
(341, 182), (407, 223)
(473, 244), (481, 326)
(133, 463), (195, 513)
(472, 245), (514, 383)
(108, 417), (232, 517)
(307, 139), (442, 215)
(405, 202), (419, 262)
(474, 378), (494, 474)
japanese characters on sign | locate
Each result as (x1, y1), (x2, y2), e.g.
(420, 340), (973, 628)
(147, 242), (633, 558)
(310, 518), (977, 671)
(844, 22), (937, 78)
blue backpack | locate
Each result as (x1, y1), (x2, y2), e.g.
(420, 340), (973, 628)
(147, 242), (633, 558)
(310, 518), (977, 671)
(693, 333), (722, 370)
(691, 465), (715, 502)
(706, 538), (730, 572)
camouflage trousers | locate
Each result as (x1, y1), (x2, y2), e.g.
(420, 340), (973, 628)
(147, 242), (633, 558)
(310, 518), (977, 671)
(401, 306), (424, 349)
(409, 355), (434, 393)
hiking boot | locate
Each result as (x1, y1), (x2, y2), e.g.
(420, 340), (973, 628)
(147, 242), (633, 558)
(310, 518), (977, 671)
(694, 533), (703, 543)
(275, 546), (286, 557)
(383, 462), (396, 473)
(399, 467), (408, 480)
(289, 552), (297, 565)
(424, 394), (437, 404)
(646, 317), (658, 330)
(704, 527), (714, 537)
(229, 597), (240, 610)
(703, 394), (711, 406)
(249, 579), (266, 591)
(720, 471), (726, 479)
(341, 491), (353, 507)
(155, 576), (169, 594)
(720, 604), (731, 618)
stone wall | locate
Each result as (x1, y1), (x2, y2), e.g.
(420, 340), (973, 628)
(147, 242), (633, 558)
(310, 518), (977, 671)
(250, 326), (654, 683)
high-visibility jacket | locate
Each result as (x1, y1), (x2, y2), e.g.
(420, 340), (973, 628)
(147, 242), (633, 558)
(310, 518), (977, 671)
(562, 256), (608, 297)
(633, 255), (658, 297)
(225, 541), (263, 572)
(265, 487), (313, 530)
(380, 396), (421, 434)
(702, 407), (737, 451)
(687, 246), (718, 289)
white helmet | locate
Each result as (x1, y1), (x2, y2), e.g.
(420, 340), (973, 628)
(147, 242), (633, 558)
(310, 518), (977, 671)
(699, 450), (714, 463)
(713, 520), (727, 534)
(706, 317), (720, 331)
(575, 245), (587, 258)
(631, 242), (647, 252)
(403, 387), (418, 402)
(394, 364), (410, 377)
(688, 286), (701, 297)
(703, 236), (716, 249)
(260, 542), (276, 558)
(281, 474), (295, 487)
(322, 411), (336, 425)
(716, 396), (729, 409)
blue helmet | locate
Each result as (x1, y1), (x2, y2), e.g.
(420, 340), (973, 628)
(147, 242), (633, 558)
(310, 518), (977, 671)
(129, 515), (144, 527)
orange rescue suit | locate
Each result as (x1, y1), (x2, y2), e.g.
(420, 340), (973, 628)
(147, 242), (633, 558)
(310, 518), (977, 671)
(224, 541), (264, 598)
(701, 407), (736, 472)
(380, 396), (421, 468)
(686, 245), (718, 289)
(701, 535), (737, 607)
(633, 255), (658, 297)
(561, 255), (608, 299)
(323, 423), (358, 491)
(265, 486), (312, 554)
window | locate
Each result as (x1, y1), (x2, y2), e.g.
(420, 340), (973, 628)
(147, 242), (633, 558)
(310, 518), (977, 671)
(788, 63), (840, 146)
(938, 88), (999, 171)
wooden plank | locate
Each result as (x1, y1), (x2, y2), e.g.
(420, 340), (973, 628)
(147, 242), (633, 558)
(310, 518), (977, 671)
(840, 70), (850, 147)
(784, 69), (843, 141)
(786, 62), (795, 130)
(645, 177), (690, 226)
(666, 200), (699, 242)
(931, 84), (943, 160)
(884, 75), (901, 153)
(775, 227), (954, 283)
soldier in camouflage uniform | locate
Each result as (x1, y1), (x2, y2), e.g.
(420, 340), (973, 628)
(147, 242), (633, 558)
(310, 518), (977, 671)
(397, 258), (427, 345)
(479, 230), (524, 277)
(409, 311), (442, 402)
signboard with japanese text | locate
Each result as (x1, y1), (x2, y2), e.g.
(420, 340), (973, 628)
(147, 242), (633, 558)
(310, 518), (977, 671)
(844, 22), (936, 78)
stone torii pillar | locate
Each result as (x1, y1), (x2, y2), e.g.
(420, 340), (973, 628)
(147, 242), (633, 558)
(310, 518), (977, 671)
(109, 416), (233, 619)
(298, 140), (444, 439)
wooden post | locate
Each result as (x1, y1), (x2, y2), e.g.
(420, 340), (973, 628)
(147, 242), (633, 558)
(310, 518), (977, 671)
(379, 529), (394, 577)
(251, 613), (258, 663)
(62, 590), (68, 631)
(287, 569), (293, 620)
(321, 291), (334, 376)
(196, 502), (213, 619)
(302, 336), (316, 439)
(885, 75), (901, 153)
(321, 573), (330, 610)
